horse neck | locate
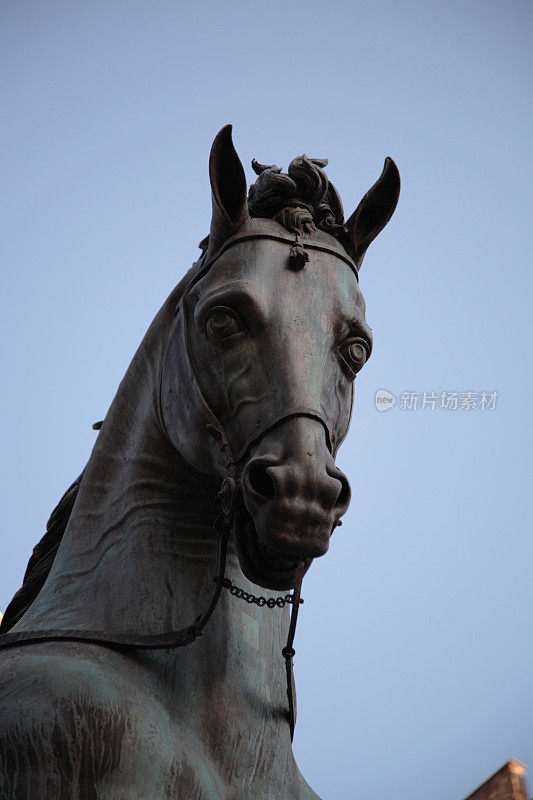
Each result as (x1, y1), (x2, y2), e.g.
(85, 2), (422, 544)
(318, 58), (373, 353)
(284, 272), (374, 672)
(19, 282), (223, 635)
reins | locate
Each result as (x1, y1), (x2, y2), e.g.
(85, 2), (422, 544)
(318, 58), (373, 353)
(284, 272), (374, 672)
(0, 506), (303, 740)
(0, 513), (230, 652)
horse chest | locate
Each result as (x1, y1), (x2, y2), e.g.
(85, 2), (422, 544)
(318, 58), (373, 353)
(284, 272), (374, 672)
(0, 645), (313, 800)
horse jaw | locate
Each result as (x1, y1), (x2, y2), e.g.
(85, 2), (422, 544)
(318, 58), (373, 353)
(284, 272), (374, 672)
(232, 504), (314, 591)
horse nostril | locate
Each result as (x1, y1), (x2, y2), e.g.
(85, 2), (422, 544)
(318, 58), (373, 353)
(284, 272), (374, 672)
(337, 476), (351, 508)
(330, 470), (351, 511)
(248, 463), (276, 500)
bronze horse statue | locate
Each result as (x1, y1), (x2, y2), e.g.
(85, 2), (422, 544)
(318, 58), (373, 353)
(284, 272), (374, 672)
(0, 126), (399, 799)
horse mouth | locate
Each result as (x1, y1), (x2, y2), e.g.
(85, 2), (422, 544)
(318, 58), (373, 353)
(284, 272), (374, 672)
(233, 509), (313, 591)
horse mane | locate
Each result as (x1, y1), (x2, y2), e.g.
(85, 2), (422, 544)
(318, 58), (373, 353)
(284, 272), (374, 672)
(0, 473), (83, 633)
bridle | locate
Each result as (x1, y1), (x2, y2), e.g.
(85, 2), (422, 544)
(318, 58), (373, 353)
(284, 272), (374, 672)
(0, 232), (356, 741)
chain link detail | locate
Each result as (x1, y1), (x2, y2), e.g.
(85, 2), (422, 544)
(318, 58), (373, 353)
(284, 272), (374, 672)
(221, 578), (303, 609)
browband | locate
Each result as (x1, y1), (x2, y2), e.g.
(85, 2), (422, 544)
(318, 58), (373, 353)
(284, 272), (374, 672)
(187, 232), (358, 293)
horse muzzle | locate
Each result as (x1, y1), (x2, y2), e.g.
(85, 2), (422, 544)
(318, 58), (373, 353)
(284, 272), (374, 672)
(234, 416), (351, 590)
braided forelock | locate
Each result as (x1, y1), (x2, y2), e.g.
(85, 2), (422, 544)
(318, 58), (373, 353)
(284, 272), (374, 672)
(247, 155), (344, 237)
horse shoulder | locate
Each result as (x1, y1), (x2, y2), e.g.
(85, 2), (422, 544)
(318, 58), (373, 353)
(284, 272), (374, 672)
(0, 642), (169, 799)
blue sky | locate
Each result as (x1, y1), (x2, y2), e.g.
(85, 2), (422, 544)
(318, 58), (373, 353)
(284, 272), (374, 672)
(1, 2), (532, 798)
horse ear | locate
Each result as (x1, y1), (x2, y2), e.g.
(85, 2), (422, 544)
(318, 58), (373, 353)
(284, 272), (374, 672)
(343, 157), (400, 270)
(206, 125), (249, 258)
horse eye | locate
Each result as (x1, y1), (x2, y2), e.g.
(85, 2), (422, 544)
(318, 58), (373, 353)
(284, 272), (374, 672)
(340, 338), (369, 376)
(205, 307), (243, 341)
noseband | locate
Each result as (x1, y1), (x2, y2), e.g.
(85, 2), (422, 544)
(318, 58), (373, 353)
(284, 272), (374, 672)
(0, 233), (355, 740)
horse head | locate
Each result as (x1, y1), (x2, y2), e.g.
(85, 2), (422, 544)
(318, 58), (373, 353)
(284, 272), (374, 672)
(161, 126), (400, 591)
